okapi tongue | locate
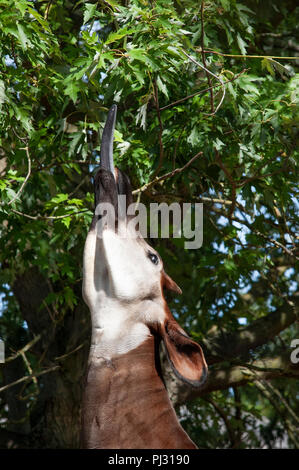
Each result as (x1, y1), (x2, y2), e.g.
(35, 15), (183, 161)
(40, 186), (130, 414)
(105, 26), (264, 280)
(100, 104), (117, 175)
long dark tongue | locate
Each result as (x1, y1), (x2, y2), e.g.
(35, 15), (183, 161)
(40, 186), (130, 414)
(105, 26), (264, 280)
(100, 104), (117, 174)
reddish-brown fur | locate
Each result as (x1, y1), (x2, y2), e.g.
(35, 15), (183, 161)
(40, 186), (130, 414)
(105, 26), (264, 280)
(81, 336), (197, 449)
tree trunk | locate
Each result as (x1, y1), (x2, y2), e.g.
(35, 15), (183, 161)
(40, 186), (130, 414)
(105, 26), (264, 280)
(1, 267), (90, 448)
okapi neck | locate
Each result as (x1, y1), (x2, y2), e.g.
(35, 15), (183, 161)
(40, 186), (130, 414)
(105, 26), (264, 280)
(81, 336), (196, 449)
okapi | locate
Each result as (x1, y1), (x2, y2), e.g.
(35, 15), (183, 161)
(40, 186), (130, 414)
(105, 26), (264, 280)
(81, 105), (207, 449)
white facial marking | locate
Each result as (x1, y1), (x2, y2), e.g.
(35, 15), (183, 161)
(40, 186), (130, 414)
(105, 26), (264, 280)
(83, 221), (166, 359)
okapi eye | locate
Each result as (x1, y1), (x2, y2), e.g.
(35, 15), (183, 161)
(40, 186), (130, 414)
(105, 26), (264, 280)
(148, 253), (159, 265)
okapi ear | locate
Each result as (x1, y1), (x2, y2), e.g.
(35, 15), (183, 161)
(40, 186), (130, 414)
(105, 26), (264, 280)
(116, 168), (133, 204)
(115, 168), (133, 220)
(162, 270), (182, 295)
(91, 168), (119, 232)
(160, 318), (208, 388)
(94, 168), (118, 210)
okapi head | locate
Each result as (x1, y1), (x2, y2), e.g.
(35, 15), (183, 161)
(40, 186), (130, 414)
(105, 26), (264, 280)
(82, 105), (207, 387)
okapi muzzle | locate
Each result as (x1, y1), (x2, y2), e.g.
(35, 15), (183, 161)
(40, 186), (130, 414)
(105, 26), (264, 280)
(81, 105), (207, 449)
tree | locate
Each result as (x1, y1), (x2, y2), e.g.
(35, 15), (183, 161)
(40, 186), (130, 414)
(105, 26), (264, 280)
(0, 0), (298, 449)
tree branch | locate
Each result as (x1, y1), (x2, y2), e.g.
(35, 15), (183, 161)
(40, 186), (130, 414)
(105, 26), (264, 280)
(0, 366), (60, 394)
(215, 151), (236, 220)
(152, 78), (164, 177)
(5, 335), (41, 363)
(181, 49), (226, 114)
(178, 351), (299, 405)
(132, 151), (203, 195)
(200, 1), (214, 113)
(203, 49), (299, 60)
(202, 297), (298, 364)
(9, 208), (89, 221)
(254, 379), (299, 448)
(159, 69), (247, 111)
(203, 396), (236, 447)
(208, 204), (298, 260)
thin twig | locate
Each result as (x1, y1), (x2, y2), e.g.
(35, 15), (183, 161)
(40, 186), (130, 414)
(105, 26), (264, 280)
(55, 342), (85, 362)
(9, 208), (89, 221)
(44, 0), (53, 20)
(152, 78), (164, 177)
(200, 196), (234, 206)
(200, 1), (214, 113)
(42, 299), (56, 324)
(1, 340), (85, 395)
(209, 204), (298, 260)
(204, 397), (236, 448)
(68, 175), (89, 198)
(216, 151), (236, 220)
(253, 229), (298, 259)
(21, 352), (38, 388)
(5, 335), (41, 363)
(261, 379), (299, 425)
(232, 387), (242, 448)
(0, 366), (60, 393)
(132, 151), (203, 195)
(172, 125), (186, 170)
(33, 159), (93, 174)
(182, 49), (226, 114)
(207, 213), (245, 248)
(204, 49), (299, 60)
(235, 153), (290, 188)
(254, 378), (299, 448)
(160, 69), (248, 111)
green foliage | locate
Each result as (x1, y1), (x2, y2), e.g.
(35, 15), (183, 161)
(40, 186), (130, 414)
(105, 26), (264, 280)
(0, 0), (298, 449)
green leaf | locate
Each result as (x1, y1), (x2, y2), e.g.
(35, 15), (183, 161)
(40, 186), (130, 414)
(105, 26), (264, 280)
(127, 48), (148, 64)
(16, 22), (30, 49)
(178, 29), (192, 35)
(219, 0), (231, 10)
(236, 34), (247, 55)
(62, 286), (77, 309)
(13, 105), (33, 132)
(45, 194), (69, 209)
(61, 216), (72, 228)
(269, 59), (293, 78)
(135, 103), (147, 130)
(261, 58), (275, 77)
(0, 80), (6, 105)
(15, 0), (28, 16)
(238, 75), (262, 95)
(105, 28), (134, 45)
(114, 129), (124, 142)
(64, 81), (81, 103)
(166, 46), (181, 58)
(156, 75), (169, 99)
(27, 6), (51, 32)
(213, 138), (225, 150)
(187, 127), (200, 147)
(103, 0), (119, 8)
(83, 3), (97, 24)
(68, 132), (83, 156)
(227, 81), (237, 99)
(68, 198), (83, 206)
